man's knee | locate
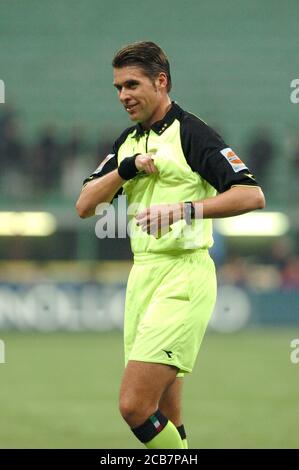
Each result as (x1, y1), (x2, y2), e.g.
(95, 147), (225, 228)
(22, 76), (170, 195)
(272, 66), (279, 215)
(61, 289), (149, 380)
(119, 361), (178, 427)
(119, 394), (156, 427)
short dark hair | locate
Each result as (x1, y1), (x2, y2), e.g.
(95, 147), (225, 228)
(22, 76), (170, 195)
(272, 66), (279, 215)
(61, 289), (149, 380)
(112, 41), (172, 92)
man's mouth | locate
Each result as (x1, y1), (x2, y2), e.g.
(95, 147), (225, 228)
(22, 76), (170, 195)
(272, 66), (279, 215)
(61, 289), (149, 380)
(125, 103), (138, 113)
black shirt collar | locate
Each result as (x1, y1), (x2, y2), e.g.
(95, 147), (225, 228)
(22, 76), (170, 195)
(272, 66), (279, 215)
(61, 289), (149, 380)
(135, 101), (182, 137)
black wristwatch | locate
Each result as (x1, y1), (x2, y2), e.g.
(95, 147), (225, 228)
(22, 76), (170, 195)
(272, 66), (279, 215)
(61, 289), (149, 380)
(183, 201), (195, 225)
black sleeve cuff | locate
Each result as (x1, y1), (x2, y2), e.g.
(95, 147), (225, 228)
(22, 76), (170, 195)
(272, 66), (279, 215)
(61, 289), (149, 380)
(117, 154), (140, 180)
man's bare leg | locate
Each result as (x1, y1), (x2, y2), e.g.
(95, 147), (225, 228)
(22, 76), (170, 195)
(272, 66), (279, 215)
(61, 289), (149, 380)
(119, 360), (184, 448)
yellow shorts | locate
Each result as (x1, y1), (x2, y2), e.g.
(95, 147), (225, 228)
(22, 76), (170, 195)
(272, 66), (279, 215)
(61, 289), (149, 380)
(124, 249), (217, 376)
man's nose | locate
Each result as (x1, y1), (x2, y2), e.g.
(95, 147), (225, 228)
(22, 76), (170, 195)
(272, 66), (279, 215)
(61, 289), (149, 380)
(119, 88), (130, 103)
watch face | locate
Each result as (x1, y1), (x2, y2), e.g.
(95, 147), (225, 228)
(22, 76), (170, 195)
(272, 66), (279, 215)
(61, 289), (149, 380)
(184, 202), (193, 225)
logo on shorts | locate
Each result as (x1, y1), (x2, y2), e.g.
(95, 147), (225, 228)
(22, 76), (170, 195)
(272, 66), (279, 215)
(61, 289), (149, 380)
(162, 350), (173, 359)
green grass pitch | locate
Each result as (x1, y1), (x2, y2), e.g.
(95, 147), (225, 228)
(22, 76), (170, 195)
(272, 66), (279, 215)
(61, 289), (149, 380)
(0, 329), (298, 448)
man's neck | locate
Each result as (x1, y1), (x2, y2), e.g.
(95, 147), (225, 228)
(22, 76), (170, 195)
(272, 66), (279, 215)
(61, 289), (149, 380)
(141, 97), (172, 130)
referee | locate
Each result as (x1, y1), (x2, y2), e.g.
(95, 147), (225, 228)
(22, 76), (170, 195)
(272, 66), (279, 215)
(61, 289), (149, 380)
(76, 41), (265, 449)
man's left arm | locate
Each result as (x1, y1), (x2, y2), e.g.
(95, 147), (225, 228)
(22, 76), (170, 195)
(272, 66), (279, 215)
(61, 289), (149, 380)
(185, 121), (266, 218)
(193, 184), (265, 219)
(136, 186), (264, 234)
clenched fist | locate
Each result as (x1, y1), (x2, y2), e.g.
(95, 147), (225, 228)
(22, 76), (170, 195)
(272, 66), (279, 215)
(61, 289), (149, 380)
(135, 154), (159, 175)
(136, 203), (184, 237)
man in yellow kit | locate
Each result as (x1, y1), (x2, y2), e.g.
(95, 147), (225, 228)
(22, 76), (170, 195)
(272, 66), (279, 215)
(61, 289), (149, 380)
(76, 41), (265, 449)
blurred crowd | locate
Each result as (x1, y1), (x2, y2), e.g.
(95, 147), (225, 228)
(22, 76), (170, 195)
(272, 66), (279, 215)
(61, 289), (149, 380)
(0, 105), (114, 200)
(215, 237), (299, 291)
(2, 104), (299, 201)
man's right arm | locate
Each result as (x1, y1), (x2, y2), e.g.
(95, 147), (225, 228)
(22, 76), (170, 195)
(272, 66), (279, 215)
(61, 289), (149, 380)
(76, 153), (158, 218)
(76, 168), (124, 218)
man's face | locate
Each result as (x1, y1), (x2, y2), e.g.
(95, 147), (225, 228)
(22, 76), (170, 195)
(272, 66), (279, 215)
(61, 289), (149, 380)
(113, 66), (165, 125)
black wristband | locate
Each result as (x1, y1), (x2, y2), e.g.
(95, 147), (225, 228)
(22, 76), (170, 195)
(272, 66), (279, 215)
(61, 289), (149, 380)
(184, 201), (195, 225)
(118, 154), (140, 180)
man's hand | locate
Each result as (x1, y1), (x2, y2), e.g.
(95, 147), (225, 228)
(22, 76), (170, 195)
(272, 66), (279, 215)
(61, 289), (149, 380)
(136, 203), (184, 237)
(135, 153), (159, 175)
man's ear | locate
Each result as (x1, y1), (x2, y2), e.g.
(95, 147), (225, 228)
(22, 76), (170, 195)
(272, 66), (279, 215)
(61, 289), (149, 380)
(156, 72), (168, 91)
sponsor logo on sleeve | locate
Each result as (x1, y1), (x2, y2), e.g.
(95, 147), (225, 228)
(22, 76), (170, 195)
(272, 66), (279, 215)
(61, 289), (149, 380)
(94, 154), (115, 174)
(220, 148), (248, 173)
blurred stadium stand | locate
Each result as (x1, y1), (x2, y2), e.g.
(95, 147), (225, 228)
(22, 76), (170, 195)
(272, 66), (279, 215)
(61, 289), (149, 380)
(0, 0), (298, 330)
